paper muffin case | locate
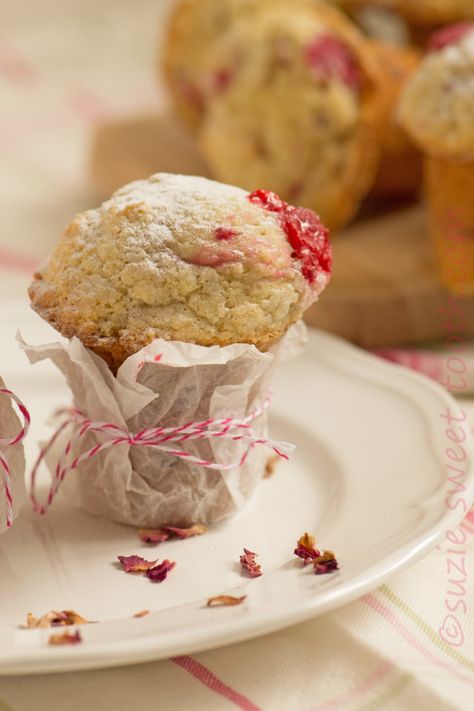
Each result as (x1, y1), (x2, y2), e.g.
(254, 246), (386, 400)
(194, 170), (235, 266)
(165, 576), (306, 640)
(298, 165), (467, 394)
(425, 155), (474, 296)
(0, 378), (27, 533)
(21, 323), (305, 529)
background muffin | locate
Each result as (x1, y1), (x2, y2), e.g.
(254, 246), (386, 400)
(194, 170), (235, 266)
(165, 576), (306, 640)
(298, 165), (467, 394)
(195, 2), (384, 230)
(29, 173), (332, 371)
(399, 23), (474, 294)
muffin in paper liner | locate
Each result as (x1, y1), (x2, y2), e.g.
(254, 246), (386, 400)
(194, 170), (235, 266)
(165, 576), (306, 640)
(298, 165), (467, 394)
(20, 323), (305, 528)
(399, 24), (474, 295)
(0, 378), (26, 534)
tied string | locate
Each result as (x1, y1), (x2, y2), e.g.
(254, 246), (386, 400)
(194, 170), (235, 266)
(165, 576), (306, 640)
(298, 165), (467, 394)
(0, 389), (31, 528)
(30, 394), (293, 516)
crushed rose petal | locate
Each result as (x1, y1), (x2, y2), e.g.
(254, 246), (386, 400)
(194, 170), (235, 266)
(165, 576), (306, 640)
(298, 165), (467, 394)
(164, 524), (207, 539)
(134, 610), (150, 618)
(48, 630), (83, 646)
(314, 550), (339, 575)
(25, 610), (89, 629)
(240, 548), (262, 578)
(145, 559), (176, 583)
(138, 524), (207, 544)
(294, 532), (320, 565)
(117, 555), (158, 573)
(207, 595), (247, 607)
(138, 528), (170, 544)
(264, 454), (279, 478)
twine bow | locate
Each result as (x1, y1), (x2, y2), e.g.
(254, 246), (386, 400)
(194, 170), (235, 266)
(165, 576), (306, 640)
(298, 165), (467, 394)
(30, 394), (293, 515)
(0, 388), (30, 528)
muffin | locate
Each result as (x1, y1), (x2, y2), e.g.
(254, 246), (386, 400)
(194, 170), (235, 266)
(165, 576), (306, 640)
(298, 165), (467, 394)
(27, 173), (331, 527)
(193, 2), (384, 230)
(368, 41), (422, 199)
(30, 173), (331, 371)
(399, 23), (474, 294)
(0, 380), (27, 532)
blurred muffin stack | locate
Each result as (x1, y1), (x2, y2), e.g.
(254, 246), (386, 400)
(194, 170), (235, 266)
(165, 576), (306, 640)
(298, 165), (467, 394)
(164, 0), (424, 230)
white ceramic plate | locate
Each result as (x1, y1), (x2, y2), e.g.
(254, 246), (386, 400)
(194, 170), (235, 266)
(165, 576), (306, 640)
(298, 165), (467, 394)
(1, 301), (473, 675)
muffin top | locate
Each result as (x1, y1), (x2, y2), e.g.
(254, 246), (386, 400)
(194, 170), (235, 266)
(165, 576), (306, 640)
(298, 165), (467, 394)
(399, 23), (474, 159)
(29, 174), (331, 365)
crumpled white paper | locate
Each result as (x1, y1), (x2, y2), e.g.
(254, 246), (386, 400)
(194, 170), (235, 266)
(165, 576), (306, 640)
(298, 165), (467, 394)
(0, 378), (26, 534)
(20, 322), (306, 528)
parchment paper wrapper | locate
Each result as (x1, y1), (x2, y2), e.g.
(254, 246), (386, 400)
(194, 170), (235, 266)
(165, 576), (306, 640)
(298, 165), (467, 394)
(0, 378), (26, 534)
(21, 323), (305, 528)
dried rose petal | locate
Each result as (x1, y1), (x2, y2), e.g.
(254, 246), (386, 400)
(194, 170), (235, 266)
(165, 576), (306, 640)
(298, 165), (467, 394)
(240, 548), (262, 578)
(117, 555), (157, 573)
(207, 595), (247, 607)
(264, 454), (279, 479)
(314, 550), (339, 575)
(48, 630), (83, 646)
(134, 610), (150, 618)
(145, 559), (176, 583)
(294, 532), (320, 564)
(138, 524), (207, 544)
(138, 528), (170, 544)
(25, 610), (89, 629)
(164, 524), (207, 539)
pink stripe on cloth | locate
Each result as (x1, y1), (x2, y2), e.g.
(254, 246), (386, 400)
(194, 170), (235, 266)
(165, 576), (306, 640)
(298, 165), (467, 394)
(312, 660), (393, 710)
(373, 348), (443, 381)
(0, 247), (39, 274)
(171, 656), (262, 711)
(0, 40), (37, 84)
(362, 595), (474, 688)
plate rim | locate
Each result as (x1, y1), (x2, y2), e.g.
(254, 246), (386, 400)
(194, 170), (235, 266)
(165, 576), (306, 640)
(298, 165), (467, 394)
(1, 327), (473, 675)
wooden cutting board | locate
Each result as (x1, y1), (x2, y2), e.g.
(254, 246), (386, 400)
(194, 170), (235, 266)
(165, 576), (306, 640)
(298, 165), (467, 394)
(90, 113), (474, 348)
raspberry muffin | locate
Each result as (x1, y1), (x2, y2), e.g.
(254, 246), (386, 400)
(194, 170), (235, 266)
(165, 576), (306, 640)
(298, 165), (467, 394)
(29, 173), (332, 371)
(164, 0), (336, 129)
(399, 23), (474, 294)
(195, 3), (384, 230)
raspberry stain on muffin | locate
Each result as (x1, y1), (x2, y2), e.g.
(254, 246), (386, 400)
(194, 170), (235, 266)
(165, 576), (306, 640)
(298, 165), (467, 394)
(305, 34), (361, 89)
(248, 189), (332, 283)
(215, 226), (240, 241)
(428, 22), (474, 52)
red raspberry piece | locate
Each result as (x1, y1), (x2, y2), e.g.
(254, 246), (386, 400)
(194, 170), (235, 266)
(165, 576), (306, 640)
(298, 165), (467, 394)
(248, 190), (332, 283)
(305, 34), (360, 90)
(428, 22), (474, 52)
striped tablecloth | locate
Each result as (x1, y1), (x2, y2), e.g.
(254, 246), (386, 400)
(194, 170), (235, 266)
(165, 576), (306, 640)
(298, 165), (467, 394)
(1, 1), (473, 708)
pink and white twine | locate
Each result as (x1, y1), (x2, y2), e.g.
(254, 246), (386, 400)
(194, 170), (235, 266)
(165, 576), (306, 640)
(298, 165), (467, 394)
(30, 395), (293, 516)
(0, 388), (30, 528)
